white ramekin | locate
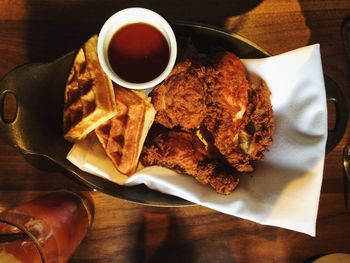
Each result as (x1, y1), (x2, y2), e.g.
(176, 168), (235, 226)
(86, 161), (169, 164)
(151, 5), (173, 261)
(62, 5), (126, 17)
(97, 8), (177, 90)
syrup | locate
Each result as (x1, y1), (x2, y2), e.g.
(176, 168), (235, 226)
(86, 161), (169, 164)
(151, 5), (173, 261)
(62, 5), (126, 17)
(108, 22), (170, 83)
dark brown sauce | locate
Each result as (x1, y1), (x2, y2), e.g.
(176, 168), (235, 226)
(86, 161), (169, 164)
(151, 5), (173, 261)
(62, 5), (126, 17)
(108, 22), (170, 83)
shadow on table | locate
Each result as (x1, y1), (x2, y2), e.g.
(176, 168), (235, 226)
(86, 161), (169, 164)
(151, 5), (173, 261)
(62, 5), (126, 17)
(298, 0), (343, 46)
(24, 0), (263, 62)
(136, 212), (235, 263)
(0, 152), (89, 191)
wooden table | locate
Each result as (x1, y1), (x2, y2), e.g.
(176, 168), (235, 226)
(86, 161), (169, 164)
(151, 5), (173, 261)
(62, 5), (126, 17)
(1, 1), (350, 262)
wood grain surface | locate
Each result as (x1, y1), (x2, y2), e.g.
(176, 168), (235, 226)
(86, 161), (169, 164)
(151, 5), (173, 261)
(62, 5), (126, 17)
(0, 1), (350, 262)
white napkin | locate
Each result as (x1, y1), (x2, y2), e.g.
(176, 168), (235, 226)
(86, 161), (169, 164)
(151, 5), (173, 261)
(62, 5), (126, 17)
(67, 44), (327, 236)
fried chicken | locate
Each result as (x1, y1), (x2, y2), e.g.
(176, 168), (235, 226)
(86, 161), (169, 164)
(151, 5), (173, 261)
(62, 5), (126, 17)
(151, 60), (207, 130)
(238, 76), (274, 162)
(141, 128), (239, 194)
(145, 46), (274, 193)
(204, 51), (253, 171)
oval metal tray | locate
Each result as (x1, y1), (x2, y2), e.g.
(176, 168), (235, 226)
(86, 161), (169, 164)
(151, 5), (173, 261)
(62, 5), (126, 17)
(0, 23), (347, 206)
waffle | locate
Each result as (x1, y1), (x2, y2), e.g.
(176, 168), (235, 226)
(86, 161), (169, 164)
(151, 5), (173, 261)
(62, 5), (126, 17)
(63, 35), (117, 142)
(95, 86), (156, 175)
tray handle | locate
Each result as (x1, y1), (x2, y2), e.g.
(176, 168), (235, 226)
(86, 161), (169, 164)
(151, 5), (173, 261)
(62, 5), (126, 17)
(325, 75), (348, 153)
(0, 89), (18, 124)
(0, 67), (22, 148)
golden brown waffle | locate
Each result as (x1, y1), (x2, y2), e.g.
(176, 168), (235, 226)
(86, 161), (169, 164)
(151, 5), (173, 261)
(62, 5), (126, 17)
(63, 35), (117, 142)
(95, 86), (156, 175)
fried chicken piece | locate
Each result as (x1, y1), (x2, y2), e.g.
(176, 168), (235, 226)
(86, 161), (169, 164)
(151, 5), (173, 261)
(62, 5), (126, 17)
(219, 78), (274, 171)
(141, 128), (239, 195)
(151, 60), (208, 130)
(204, 51), (253, 171)
(152, 50), (274, 172)
(239, 77), (274, 161)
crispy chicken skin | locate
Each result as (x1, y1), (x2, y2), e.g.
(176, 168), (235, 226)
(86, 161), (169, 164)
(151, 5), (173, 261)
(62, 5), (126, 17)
(204, 51), (253, 171)
(145, 46), (274, 193)
(151, 60), (207, 130)
(141, 128), (239, 195)
(241, 79), (274, 160)
(217, 79), (274, 171)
